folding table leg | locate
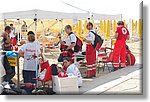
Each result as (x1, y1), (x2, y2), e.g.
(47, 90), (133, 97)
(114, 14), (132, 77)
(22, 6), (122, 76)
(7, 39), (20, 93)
(103, 63), (105, 72)
(106, 63), (111, 73)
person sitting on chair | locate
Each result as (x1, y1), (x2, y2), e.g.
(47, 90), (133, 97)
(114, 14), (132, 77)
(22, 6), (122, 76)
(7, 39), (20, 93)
(126, 45), (136, 66)
(62, 57), (82, 87)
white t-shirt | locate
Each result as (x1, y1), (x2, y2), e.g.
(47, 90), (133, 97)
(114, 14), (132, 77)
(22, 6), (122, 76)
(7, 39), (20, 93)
(65, 33), (77, 47)
(20, 41), (41, 71)
(66, 64), (81, 77)
(10, 28), (17, 38)
(87, 30), (95, 45)
(66, 63), (82, 86)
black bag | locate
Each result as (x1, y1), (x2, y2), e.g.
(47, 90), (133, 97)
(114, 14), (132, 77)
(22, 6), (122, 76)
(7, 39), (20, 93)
(58, 54), (63, 62)
(70, 34), (83, 52)
(51, 64), (58, 75)
(20, 84), (35, 94)
(90, 31), (103, 48)
(1, 88), (27, 95)
(1, 89), (18, 95)
(40, 87), (55, 95)
(2, 44), (13, 51)
(13, 88), (27, 95)
(58, 49), (73, 62)
(32, 88), (55, 95)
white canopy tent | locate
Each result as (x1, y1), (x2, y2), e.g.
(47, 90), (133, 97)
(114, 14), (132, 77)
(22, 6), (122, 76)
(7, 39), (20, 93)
(1, 9), (122, 20)
(0, 9), (90, 43)
(1, 9), (90, 20)
(0, 9), (122, 39)
(0, 9), (122, 47)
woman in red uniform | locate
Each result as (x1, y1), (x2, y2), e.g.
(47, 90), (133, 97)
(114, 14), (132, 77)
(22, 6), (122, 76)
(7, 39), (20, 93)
(112, 21), (130, 71)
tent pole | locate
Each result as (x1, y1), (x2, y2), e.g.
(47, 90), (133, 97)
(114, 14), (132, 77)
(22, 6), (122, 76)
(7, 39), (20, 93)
(41, 20), (45, 54)
(20, 20), (22, 41)
(4, 19), (7, 27)
(34, 14), (37, 40)
(128, 18), (133, 49)
(17, 19), (20, 44)
(34, 14), (38, 88)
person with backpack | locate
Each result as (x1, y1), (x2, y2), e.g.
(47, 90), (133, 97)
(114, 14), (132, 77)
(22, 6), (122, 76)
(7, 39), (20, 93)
(112, 21), (130, 71)
(83, 22), (102, 78)
(10, 24), (17, 43)
(58, 25), (82, 62)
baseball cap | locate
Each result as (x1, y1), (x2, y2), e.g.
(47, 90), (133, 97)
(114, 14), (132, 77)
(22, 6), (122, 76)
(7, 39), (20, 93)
(27, 31), (35, 35)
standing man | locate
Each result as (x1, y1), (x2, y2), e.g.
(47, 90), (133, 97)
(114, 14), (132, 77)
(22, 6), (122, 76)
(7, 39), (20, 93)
(21, 20), (28, 40)
(83, 22), (96, 78)
(19, 31), (42, 83)
(58, 25), (77, 62)
(112, 21), (130, 71)
(10, 24), (18, 47)
(1, 26), (15, 84)
(1, 26), (12, 51)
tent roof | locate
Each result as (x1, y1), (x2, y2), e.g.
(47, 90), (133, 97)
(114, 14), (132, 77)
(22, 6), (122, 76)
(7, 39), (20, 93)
(1, 9), (90, 19)
(92, 13), (122, 20)
(1, 9), (122, 20)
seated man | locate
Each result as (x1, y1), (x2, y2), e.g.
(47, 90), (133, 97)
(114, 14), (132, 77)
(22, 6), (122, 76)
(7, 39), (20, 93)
(126, 45), (136, 66)
(62, 57), (82, 87)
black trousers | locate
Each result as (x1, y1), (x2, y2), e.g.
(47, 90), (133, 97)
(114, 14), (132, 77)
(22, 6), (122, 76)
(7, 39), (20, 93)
(3, 55), (15, 82)
(23, 70), (36, 83)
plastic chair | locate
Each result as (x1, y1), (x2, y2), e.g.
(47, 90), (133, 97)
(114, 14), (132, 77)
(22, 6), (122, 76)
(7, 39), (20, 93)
(98, 47), (114, 73)
(33, 61), (52, 87)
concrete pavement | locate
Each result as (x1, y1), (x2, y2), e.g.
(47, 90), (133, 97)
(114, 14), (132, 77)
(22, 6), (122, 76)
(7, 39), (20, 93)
(79, 64), (142, 95)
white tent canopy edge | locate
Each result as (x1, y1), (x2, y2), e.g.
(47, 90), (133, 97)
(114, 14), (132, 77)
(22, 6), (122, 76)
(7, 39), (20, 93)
(1, 9), (122, 20)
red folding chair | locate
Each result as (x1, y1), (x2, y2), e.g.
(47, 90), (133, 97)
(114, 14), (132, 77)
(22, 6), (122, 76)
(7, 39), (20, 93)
(98, 47), (114, 73)
(33, 61), (52, 87)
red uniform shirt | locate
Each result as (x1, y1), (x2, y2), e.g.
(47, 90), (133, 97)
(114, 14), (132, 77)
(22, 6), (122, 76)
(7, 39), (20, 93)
(116, 25), (129, 41)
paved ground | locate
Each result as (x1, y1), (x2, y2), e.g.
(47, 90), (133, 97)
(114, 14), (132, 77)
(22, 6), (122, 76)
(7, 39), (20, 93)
(80, 64), (142, 95)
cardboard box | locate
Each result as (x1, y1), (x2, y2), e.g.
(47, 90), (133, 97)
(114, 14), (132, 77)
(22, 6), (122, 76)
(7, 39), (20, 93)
(52, 76), (79, 94)
(7, 56), (17, 66)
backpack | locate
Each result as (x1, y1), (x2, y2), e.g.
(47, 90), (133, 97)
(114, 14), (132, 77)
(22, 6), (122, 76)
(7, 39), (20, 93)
(51, 64), (58, 75)
(90, 31), (103, 49)
(70, 33), (83, 52)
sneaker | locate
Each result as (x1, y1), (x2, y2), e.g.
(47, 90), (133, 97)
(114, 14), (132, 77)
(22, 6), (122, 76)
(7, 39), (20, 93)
(0, 85), (4, 93)
(111, 68), (118, 72)
(78, 86), (81, 88)
(4, 84), (11, 89)
(1, 81), (9, 86)
(84, 76), (93, 78)
(9, 80), (16, 85)
(92, 75), (96, 77)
